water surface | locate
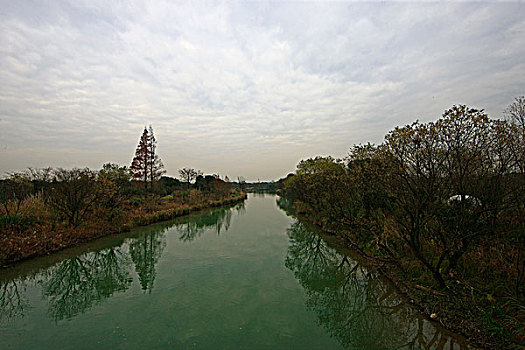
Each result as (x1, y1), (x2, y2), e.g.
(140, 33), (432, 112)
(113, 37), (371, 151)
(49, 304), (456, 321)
(0, 194), (470, 349)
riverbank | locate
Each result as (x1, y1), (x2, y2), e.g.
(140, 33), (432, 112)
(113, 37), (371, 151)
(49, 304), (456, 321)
(2, 194), (385, 349)
(0, 193), (247, 267)
(324, 231), (525, 349)
(287, 208), (522, 350)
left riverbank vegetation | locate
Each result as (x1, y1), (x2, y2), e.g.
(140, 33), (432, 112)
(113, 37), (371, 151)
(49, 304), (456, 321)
(282, 98), (524, 348)
(0, 126), (246, 266)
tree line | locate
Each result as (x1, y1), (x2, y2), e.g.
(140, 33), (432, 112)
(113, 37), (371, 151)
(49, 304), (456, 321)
(282, 98), (524, 344)
(0, 126), (246, 265)
(128, 126), (246, 191)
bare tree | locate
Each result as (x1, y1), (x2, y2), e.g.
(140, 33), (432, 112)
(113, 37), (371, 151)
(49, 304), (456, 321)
(46, 168), (99, 227)
(237, 176), (246, 192)
(504, 95), (525, 128)
(0, 173), (33, 216)
(179, 168), (202, 188)
(26, 167), (54, 194)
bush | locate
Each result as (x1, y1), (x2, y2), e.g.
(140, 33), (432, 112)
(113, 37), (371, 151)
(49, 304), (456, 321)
(0, 213), (37, 234)
(45, 168), (99, 227)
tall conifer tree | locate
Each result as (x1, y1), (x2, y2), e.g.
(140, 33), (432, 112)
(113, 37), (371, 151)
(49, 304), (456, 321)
(147, 125), (165, 187)
(130, 126), (165, 188)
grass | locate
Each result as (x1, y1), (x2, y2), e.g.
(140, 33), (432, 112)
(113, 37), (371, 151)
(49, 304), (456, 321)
(0, 192), (247, 266)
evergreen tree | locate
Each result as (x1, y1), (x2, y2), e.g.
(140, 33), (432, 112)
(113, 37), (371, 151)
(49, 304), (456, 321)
(147, 125), (165, 187)
(130, 126), (165, 188)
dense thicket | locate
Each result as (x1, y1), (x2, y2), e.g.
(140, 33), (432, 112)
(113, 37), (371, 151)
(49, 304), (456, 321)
(283, 103), (524, 345)
(1, 165), (241, 229)
(0, 160), (244, 267)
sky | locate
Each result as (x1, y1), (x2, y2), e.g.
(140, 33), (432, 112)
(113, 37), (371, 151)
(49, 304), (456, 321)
(1, 1), (524, 181)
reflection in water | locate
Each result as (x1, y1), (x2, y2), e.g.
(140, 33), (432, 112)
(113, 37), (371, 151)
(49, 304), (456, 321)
(174, 203), (245, 242)
(0, 279), (29, 322)
(0, 197), (471, 349)
(130, 227), (166, 293)
(41, 247), (132, 321)
(0, 203), (245, 324)
(276, 196), (295, 216)
(285, 221), (470, 350)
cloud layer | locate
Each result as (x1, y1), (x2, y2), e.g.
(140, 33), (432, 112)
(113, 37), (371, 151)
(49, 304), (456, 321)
(1, 1), (524, 180)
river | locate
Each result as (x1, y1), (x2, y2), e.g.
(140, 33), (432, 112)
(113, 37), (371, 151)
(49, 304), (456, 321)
(0, 194), (471, 349)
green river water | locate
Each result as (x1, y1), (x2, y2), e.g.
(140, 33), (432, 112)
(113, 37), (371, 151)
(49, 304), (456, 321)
(0, 194), (471, 349)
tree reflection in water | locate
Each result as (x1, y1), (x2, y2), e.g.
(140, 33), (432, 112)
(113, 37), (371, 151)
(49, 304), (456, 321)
(285, 221), (470, 350)
(175, 203), (244, 242)
(0, 279), (29, 322)
(41, 247), (131, 321)
(0, 203), (247, 323)
(276, 196), (295, 216)
(130, 227), (166, 293)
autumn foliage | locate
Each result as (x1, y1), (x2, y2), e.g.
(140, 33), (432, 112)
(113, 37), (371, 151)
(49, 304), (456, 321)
(0, 126), (246, 266)
(130, 126), (166, 187)
(284, 102), (524, 347)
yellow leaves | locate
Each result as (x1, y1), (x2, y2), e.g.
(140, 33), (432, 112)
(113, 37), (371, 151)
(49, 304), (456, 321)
(96, 176), (118, 198)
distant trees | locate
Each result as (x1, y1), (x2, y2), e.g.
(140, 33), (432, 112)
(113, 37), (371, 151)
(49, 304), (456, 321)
(0, 131), (247, 265)
(194, 174), (215, 192)
(160, 176), (181, 190)
(237, 176), (246, 192)
(285, 157), (354, 226)
(178, 168), (202, 187)
(0, 159), (242, 236)
(130, 126), (165, 188)
(194, 174), (230, 196)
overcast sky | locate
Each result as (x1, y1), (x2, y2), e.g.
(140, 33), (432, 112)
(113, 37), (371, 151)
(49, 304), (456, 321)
(1, 1), (524, 181)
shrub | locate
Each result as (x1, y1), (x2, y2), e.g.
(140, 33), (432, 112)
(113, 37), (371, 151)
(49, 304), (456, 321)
(0, 213), (37, 234)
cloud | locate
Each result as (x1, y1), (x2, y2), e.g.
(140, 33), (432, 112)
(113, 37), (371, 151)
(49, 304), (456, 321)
(1, 1), (524, 180)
